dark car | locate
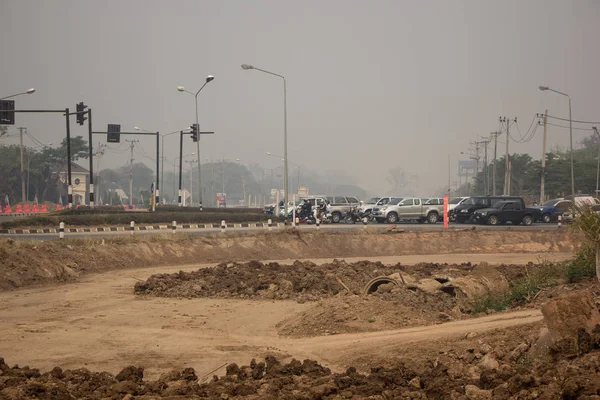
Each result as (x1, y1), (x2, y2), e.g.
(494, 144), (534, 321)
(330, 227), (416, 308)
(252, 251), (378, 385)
(472, 199), (541, 226)
(532, 199), (572, 223)
(451, 196), (524, 223)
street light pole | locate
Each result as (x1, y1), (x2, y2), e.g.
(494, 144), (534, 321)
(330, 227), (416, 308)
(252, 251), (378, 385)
(242, 64), (289, 223)
(177, 75), (214, 211)
(0, 88), (36, 100)
(539, 86), (575, 195)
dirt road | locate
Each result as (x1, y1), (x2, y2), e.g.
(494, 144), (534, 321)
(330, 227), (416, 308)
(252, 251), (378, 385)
(0, 253), (565, 379)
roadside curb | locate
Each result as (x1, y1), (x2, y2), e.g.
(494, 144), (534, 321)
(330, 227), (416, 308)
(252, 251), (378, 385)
(0, 222), (287, 235)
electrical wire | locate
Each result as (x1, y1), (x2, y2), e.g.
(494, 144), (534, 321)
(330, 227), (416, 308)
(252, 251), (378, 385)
(512, 115), (538, 143)
(547, 115), (600, 125)
(546, 122), (596, 132)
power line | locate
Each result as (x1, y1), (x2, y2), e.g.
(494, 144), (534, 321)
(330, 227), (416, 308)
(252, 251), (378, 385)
(546, 122), (596, 132)
(547, 115), (600, 125)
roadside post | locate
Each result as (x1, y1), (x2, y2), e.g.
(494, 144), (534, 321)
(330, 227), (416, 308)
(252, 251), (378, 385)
(59, 222), (64, 239)
(172, 220), (176, 234)
(443, 195), (449, 229)
(221, 220), (226, 234)
(130, 221), (135, 235)
(292, 194), (296, 227)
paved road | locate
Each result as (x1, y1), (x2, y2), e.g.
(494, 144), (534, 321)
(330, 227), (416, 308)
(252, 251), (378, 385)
(0, 222), (562, 241)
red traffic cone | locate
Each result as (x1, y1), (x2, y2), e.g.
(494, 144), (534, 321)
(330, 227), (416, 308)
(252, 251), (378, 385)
(55, 204), (62, 211)
(32, 204), (39, 213)
(41, 204), (48, 213)
(24, 204), (30, 213)
(4, 205), (11, 214)
(15, 205), (22, 213)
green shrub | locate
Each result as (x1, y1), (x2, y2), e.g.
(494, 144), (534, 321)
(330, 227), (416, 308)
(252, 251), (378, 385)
(566, 244), (596, 283)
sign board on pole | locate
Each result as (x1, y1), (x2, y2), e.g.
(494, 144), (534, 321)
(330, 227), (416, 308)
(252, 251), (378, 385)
(443, 195), (449, 229)
(216, 193), (227, 208)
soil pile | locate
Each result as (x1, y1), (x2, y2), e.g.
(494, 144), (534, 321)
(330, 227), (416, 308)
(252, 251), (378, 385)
(5, 329), (600, 399)
(134, 260), (408, 301)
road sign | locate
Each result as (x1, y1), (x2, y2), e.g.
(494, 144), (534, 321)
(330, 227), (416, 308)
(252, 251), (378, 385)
(0, 100), (15, 125)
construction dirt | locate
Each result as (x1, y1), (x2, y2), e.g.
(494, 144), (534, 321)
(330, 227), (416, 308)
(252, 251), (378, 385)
(4, 319), (600, 399)
(2, 228), (599, 399)
(0, 229), (576, 291)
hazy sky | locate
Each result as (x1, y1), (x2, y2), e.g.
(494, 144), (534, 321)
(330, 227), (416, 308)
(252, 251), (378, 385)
(1, 0), (599, 196)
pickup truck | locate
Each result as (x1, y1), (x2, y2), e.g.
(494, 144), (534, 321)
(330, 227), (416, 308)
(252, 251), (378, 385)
(471, 199), (541, 226)
(373, 197), (444, 224)
(325, 196), (361, 223)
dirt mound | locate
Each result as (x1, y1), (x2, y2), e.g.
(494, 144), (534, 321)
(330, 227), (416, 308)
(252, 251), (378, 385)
(134, 260), (407, 301)
(5, 325), (600, 400)
(277, 286), (466, 337)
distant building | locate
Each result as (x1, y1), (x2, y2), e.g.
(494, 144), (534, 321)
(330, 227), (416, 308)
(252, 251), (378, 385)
(58, 163), (90, 205)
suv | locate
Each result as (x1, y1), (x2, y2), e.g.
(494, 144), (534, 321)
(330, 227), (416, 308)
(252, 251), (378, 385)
(326, 196), (361, 223)
(451, 196), (523, 223)
(472, 199), (541, 226)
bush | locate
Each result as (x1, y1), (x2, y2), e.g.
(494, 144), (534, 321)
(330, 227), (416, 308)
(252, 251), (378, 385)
(0, 212), (283, 228)
(473, 262), (564, 314)
(566, 244), (596, 283)
(56, 205), (265, 215)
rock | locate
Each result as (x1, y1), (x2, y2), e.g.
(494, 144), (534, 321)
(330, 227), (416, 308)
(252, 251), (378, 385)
(465, 332), (479, 339)
(438, 312), (453, 322)
(479, 343), (492, 354)
(541, 290), (600, 341)
(116, 366), (144, 383)
(465, 384), (492, 400)
(340, 389), (354, 398)
(508, 342), (530, 362)
(388, 272), (416, 285)
(111, 381), (139, 394)
(478, 354), (499, 371)
(409, 376), (422, 389)
(410, 278), (443, 294)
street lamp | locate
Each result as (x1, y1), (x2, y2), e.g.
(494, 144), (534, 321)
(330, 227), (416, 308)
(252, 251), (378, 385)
(176, 75), (215, 210)
(265, 152), (300, 194)
(539, 85), (574, 195)
(242, 64), (288, 222)
(0, 88), (36, 100)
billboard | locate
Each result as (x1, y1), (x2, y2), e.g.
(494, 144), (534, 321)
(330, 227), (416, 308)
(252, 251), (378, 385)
(458, 160), (476, 175)
(216, 193), (227, 208)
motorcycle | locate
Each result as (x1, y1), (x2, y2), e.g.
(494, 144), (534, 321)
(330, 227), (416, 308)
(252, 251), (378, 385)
(344, 205), (373, 224)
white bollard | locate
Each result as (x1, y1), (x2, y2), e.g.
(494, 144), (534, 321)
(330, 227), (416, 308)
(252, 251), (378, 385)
(130, 221), (135, 235)
(268, 219), (273, 232)
(558, 215), (562, 229)
(221, 220), (226, 234)
(363, 217), (368, 229)
(59, 222), (65, 239)
(172, 220), (176, 234)
(316, 218), (320, 230)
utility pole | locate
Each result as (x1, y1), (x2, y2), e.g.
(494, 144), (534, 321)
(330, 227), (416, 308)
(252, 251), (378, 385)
(501, 117), (508, 195)
(18, 127), (26, 203)
(476, 139), (490, 195)
(126, 139), (138, 208)
(540, 111), (548, 203)
(490, 131), (501, 196)
(185, 159), (197, 206)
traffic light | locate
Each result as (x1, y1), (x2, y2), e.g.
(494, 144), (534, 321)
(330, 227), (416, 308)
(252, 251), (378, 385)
(0, 100), (15, 125)
(107, 124), (121, 143)
(191, 123), (198, 142)
(76, 102), (88, 125)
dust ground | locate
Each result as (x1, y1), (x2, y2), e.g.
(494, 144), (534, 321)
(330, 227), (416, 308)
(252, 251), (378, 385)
(0, 229), (594, 398)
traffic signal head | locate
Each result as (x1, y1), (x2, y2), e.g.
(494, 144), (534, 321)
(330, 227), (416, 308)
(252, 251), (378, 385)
(107, 124), (121, 143)
(0, 100), (15, 125)
(76, 102), (88, 125)
(191, 123), (198, 142)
